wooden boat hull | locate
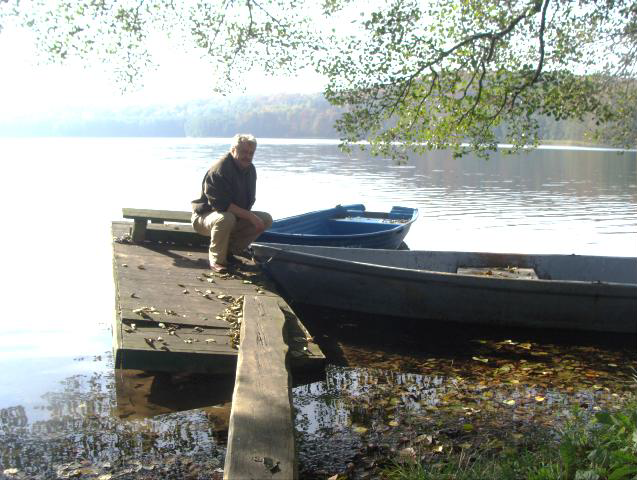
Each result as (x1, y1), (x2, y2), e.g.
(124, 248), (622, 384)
(256, 204), (418, 249)
(251, 244), (637, 334)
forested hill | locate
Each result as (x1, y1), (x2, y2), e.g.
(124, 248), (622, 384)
(0, 93), (342, 139)
(0, 92), (613, 145)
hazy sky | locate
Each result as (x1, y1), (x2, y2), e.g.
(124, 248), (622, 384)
(0, 24), (326, 119)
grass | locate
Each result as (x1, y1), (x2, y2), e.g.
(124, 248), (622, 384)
(383, 398), (637, 480)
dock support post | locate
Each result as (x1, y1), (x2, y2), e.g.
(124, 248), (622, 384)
(131, 219), (147, 243)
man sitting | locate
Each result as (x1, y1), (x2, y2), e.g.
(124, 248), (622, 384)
(191, 134), (272, 272)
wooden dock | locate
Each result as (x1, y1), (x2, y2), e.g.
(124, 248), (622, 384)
(112, 212), (328, 480)
(111, 221), (324, 375)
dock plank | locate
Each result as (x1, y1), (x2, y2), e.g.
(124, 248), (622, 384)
(224, 296), (297, 480)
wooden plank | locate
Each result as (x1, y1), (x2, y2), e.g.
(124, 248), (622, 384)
(122, 208), (192, 223)
(224, 296), (297, 480)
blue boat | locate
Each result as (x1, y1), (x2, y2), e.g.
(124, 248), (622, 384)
(255, 204), (418, 249)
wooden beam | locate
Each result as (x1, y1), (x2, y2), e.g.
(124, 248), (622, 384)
(122, 208), (192, 223)
(224, 296), (297, 480)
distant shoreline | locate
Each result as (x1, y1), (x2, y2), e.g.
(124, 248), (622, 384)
(0, 135), (635, 153)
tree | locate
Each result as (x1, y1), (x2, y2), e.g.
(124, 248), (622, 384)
(1, 0), (635, 158)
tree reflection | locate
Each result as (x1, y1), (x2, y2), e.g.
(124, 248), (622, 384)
(0, 367), (232, 478)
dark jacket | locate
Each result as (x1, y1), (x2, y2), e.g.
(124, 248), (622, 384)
(191, 152), (257, 215)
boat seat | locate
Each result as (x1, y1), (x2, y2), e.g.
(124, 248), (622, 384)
(457, 267), (539, 280)
(327, 218), (397, 235)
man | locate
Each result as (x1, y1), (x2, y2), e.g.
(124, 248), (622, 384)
(191, 134), (273, 272)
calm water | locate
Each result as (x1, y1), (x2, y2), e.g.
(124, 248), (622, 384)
(0, 137), (635, 477)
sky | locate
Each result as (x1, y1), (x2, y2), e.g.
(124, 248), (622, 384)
(0, 24), (326, 120)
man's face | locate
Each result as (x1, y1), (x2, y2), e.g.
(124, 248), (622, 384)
(231, 142), (257, 170)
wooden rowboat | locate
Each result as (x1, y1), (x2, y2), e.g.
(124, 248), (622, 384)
(251, 243), (637, 334)
(255, 204), (418, 249)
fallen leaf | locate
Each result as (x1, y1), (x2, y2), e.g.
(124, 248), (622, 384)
(535, 396), (545, 402)
(388, 420), (399, 427)
(415, 434), (433, 445)
(504, 399), (516, 406)
(398, 447), (416, 461)
(472, 357), (489, 363)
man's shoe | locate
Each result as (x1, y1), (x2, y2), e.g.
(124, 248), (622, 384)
(210, 263), (227, 273)
(226, 254), (243, 266)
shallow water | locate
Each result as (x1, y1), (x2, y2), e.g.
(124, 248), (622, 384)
(0, 138), (635, 478)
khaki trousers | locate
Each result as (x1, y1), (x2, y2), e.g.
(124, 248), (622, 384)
(191, 210), (273, 266)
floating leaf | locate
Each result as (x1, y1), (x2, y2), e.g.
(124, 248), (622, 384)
(352, 425), (368, 434)
(432, 445), (444, 453)
(462, 423), (474, 431)
(535, 396), (545, 402)
(518, 343), (532, 350)
(472, 357), (489, 363)
(504, 399), (516, 405)
(388, 420), (399, 427)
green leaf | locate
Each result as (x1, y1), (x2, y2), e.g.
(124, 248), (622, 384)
(574, 470), (600, 480)
(608, 465), (637, 480)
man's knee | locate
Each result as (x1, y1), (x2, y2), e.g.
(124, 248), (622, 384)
(211, 211), (237, 232)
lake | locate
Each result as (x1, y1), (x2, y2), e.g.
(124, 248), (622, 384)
(0, 137), (635, 478)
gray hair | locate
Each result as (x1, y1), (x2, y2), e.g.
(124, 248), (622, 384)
(231, 134), (257, 149)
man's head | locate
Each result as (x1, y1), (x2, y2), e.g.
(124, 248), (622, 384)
(230, 134), (257, 170)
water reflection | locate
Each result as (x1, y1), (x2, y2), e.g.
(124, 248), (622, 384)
(0, 357), (231, 479)
(292, 321), (635, 478)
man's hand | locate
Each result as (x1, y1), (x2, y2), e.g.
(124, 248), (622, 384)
(249, 212), (266, 234)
